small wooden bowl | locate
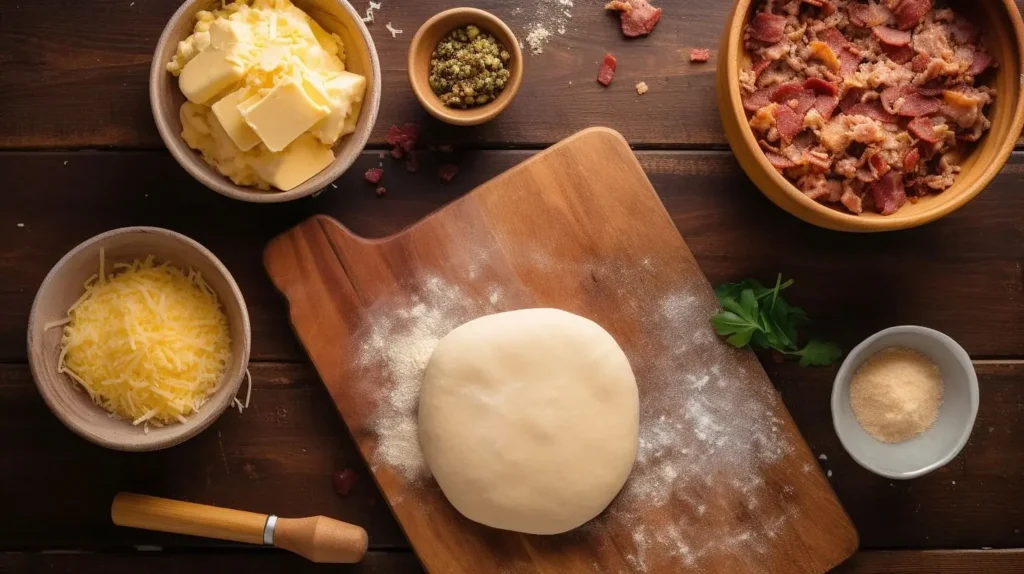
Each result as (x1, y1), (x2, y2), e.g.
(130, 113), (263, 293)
(27, 227), (252, 452)
(150, 0), (381, 203)
(717, 0), (1024, 232)
(408, 8), (523, 126)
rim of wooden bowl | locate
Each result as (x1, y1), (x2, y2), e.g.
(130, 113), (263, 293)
(149, 0), (382, 203)
(407, 8), (524, 126)
(27, 227), (252, 452)
(717, 0), (1024, 232)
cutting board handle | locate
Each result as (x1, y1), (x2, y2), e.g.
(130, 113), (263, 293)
(111, 492), (368, 563)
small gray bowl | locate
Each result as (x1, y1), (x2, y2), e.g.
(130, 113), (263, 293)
(831, 326), (979, 480)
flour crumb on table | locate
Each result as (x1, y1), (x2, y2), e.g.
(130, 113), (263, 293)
(514, 0), (573, 55)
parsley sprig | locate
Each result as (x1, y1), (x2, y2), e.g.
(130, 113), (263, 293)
(711, 275), (841, 367)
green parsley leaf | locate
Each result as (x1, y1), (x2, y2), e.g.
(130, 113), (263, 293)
(709, 275), (841, 367)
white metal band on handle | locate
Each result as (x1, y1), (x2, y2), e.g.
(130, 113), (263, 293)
(263, 514), (278, 545)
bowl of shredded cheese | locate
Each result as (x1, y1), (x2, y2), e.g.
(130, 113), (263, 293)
(28, 227), (251, 451)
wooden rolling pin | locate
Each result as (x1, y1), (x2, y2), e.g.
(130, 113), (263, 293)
(111, 492), (368, 563)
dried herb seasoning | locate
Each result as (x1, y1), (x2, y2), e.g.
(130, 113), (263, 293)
(429, 25), (511, 108)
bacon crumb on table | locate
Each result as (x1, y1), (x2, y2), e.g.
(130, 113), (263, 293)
(635, 81), (649, 95)
(597, 53), (617, 86)
(605, 0), (662, 37)
(375, 186), (387, 196)
(364, 168), (383, 184)
(438, 164), (459, 183)
(740, 0), (996, 216)
(690, 48), (712, 63)
(332, 469), (358, 497)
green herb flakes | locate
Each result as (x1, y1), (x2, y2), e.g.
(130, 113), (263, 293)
(710, 275), (842, 367)
(429, 25), (511, 109)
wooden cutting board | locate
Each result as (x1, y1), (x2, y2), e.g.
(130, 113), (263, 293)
(264, 127), (858, 573)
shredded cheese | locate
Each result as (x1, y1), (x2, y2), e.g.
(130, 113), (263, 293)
(55, 252), (232, 425)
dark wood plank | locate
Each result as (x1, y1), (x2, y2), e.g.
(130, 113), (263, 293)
(775, 361), (1024, 550)
(0, 551), (423, 573)
(835, 549), (1024, 573)
(6, 357), (1024, 552)
(2, 150), (1024, 363)
(0, 0), (760, 149)
(5, 549), (1024, 573)
(0, 363), (406, 550)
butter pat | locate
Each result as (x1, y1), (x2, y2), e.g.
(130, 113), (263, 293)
(179, 45), (250, 104)
(210, 88), (261, 151)
(312, 71), (367, 144)
(241, 80), (329, 152)
(249, 133), (335, 191)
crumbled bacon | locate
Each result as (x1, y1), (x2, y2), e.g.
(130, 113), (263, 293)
(908, 116), (940, 143)
(608, 0), (663, 38)
(893, 0), (932, 31)
(438, 164), (459, 183)
(848, 1), (894, 27)
(741, 0), (994, 216)
(332, 469), (358, 497)
(364, 168), (383, 184)
(748, 13), (787, 44)
(386, 124), (419, 159)
(597, 53), (617, 86)
(773, 105), (805, 141)
(690, 48), (712, 63)
(870, 172), (907, 215)
(872, 26), (911, 47)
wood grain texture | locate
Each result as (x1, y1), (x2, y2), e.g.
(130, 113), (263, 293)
(265, 129), (856, 573)
(6, 361), (1024, 552)
(5, 550), (1024, 574)
(9, 0), (1020, 149)
(3, 150), (1024, 364)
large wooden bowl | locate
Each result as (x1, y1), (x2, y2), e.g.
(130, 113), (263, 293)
(717, 0), (1024, 232)
(27, 228), (252, 451)
(150, 0), (381, 203)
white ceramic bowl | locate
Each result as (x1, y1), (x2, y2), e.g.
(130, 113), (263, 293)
(831, 326), (979, 479)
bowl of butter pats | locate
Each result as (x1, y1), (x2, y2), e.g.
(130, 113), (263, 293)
(151, 0), (381, 202)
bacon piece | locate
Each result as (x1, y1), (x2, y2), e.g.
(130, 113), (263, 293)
(751, 58), (772, 79)
(438, 164), (459, 183)
(804, 77), (838, 96)
(903, 147), (921, 172)
(690, 48), (712, 63)
(773, 105), (804, 141)
(597, 53), (617, 86)
(817, 28), (847, 54)
(894, 0), (932, 31)
(839, 89), (864, 113)
(610, 0), (663, 38)
(871, 172), (907, 215)
(364, 168), (383, 184)
(841, 187), (864, 213)
(872, 26), (912, 47)
(386, 124), (420, 159)
(840, 47), (862, 76)
(748, 12), (787, 44)
(815, 95), (840, 120)
(333, 469), (358, 497)
(743, 88), (773, 112)
(881, 86), (941, 117)
(847, 101), (898, 124)
(766, 151), (798, 170)
(848, 1), (894, 28)
(908, 116), (940, 143)
(869, 153), (891, 179)
(881, 43), (916, 64)
(968, 50), (994, 76)
(770, 82), (805, 103)
(910, 53), (931, 73)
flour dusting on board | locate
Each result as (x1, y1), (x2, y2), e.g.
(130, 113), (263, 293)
(354, 250), (802, 570)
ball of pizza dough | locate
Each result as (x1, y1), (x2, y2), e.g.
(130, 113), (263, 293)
(418, 308), (639, 535)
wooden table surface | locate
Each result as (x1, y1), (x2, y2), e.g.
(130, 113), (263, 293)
(2, 1), (1024, 572)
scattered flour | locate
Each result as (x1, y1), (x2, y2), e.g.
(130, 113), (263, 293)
(354, 250), (804, 569)
(512, 0), (574, 55)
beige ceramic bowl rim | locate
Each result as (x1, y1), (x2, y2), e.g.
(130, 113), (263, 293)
(149, 0), (382, 203)
(830, 325), (979, 479)
(407, 7), (524, 126)
(722, 0), (1024, 232)
(27, 226), (252, 451)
